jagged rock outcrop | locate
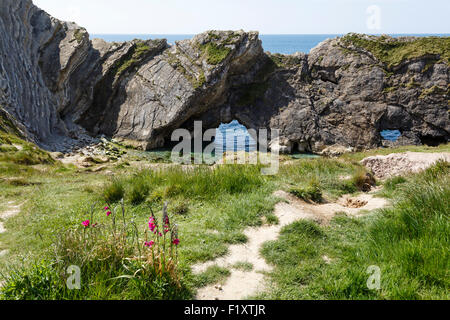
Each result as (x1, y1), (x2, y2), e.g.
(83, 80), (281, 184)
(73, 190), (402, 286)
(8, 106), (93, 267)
(1, 0), (449, 153)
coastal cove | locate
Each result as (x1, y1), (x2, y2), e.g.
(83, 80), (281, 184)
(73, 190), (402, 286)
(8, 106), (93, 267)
(0, 0), (449, 303)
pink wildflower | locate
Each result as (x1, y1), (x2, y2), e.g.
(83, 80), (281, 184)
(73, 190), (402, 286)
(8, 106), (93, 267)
(148, 217), (157, 232)
(172, 239), (180, 246)
(104, 206), (109, 210)
(144, 241), (155, 248)
(106, 211), (112, 217)
(82, 220), (90, 228)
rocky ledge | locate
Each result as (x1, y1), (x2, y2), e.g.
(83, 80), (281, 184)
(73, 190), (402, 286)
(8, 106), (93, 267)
(1, 0), (449, 154)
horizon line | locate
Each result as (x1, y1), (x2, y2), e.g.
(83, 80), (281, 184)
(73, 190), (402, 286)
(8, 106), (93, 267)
(90, 32), (450, 35)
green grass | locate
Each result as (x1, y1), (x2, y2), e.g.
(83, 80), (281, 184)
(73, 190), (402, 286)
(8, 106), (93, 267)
(73, 29), (85, 44)
(257, 161), (449, 300)
(0, 162), (279, 299)
(190, 266), (231, 288)
(103, 178), (126, 203)
(0, 129), (54, 166)
(232, 262), (254, 272)
(269, 54), (303, 68)
(200, 43), (231, 65)
(1, 143), (448, 300)
(115, 41), (153, 75)
(341, 34), (450, 69)
(341, 143), (450, 162)
(289, 178), (323, 203)
(279, 158), (363, 201)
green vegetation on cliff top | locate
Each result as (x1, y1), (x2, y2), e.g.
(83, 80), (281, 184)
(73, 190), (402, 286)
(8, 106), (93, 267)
(200, 42), (232, 65)
(115, 41), (153, 75)
(342, 34), (450, 69)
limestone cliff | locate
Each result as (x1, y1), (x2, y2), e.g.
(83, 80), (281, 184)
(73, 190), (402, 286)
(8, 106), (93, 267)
(1, 0), (449, 153)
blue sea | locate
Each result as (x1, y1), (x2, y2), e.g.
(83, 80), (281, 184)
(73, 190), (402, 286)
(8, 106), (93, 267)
(381, 130), (402, 142)
(216, 120), (257, 153)
(93, 34), (449, 55)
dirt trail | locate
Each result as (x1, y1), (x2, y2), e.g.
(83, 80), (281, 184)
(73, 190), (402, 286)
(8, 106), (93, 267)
(193, 190), (388, 300)
(0, 201), (22, 258)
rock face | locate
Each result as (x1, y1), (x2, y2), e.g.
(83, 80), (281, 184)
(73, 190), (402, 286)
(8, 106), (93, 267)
(1, 0), (449, 153)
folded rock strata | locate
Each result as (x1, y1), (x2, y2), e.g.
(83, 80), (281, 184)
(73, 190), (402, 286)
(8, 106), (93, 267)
(1, 0), (449, 153)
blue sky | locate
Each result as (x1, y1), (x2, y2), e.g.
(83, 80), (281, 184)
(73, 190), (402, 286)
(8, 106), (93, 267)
(33, 0), (450, 34)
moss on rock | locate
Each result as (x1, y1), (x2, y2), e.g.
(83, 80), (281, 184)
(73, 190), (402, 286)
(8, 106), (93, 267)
(115, 41), (153, 75)
(341, 34), (450, 69)
(200, 43), (231, 65)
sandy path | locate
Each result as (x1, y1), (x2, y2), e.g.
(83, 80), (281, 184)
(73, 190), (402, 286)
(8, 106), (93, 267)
(0, 201), (22, 257)
(193, 190), (388, 300)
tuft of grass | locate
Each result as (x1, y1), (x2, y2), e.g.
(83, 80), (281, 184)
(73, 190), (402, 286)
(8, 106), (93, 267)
(128, 175), (150, 205)
(0, 132), (54, 166)
(4, 178), (33, 187)
(380, 176), (408, 198)
(142, 165), (265, 201)
(73, 29), (85, 44)
(103, 178), (125, 203)
(350, 169), (376, 192)
(232, 262), (254, 272)
(289, 178), (323, 203)
(270, 53), (303, 68)
(190, 266), (231, 288)
(0, 108), (24, 138)
(171, 200), (190, 215)
(279, 158), (362, 200)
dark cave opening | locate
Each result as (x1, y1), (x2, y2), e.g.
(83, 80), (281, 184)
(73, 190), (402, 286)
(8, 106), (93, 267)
(420, 135), (447, 147)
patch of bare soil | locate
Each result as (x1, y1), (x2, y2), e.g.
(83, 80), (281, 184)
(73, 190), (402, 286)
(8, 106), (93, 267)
(361, 152), (450, 179)
(193, 190), (388, 300)
(0, 202), (22, 263)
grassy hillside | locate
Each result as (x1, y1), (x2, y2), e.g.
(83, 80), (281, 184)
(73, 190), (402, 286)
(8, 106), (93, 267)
(0, 138), (449, 299)
(258, 161), (449, 300)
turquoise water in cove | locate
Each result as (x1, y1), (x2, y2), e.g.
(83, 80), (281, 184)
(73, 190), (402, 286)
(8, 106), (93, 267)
(216, 120), (257, 153)
(381, 130), (402, 142)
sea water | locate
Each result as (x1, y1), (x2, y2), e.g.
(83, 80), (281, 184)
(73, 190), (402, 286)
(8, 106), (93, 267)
(216, 120), (257, 153)
(92, 34), (449, 55)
